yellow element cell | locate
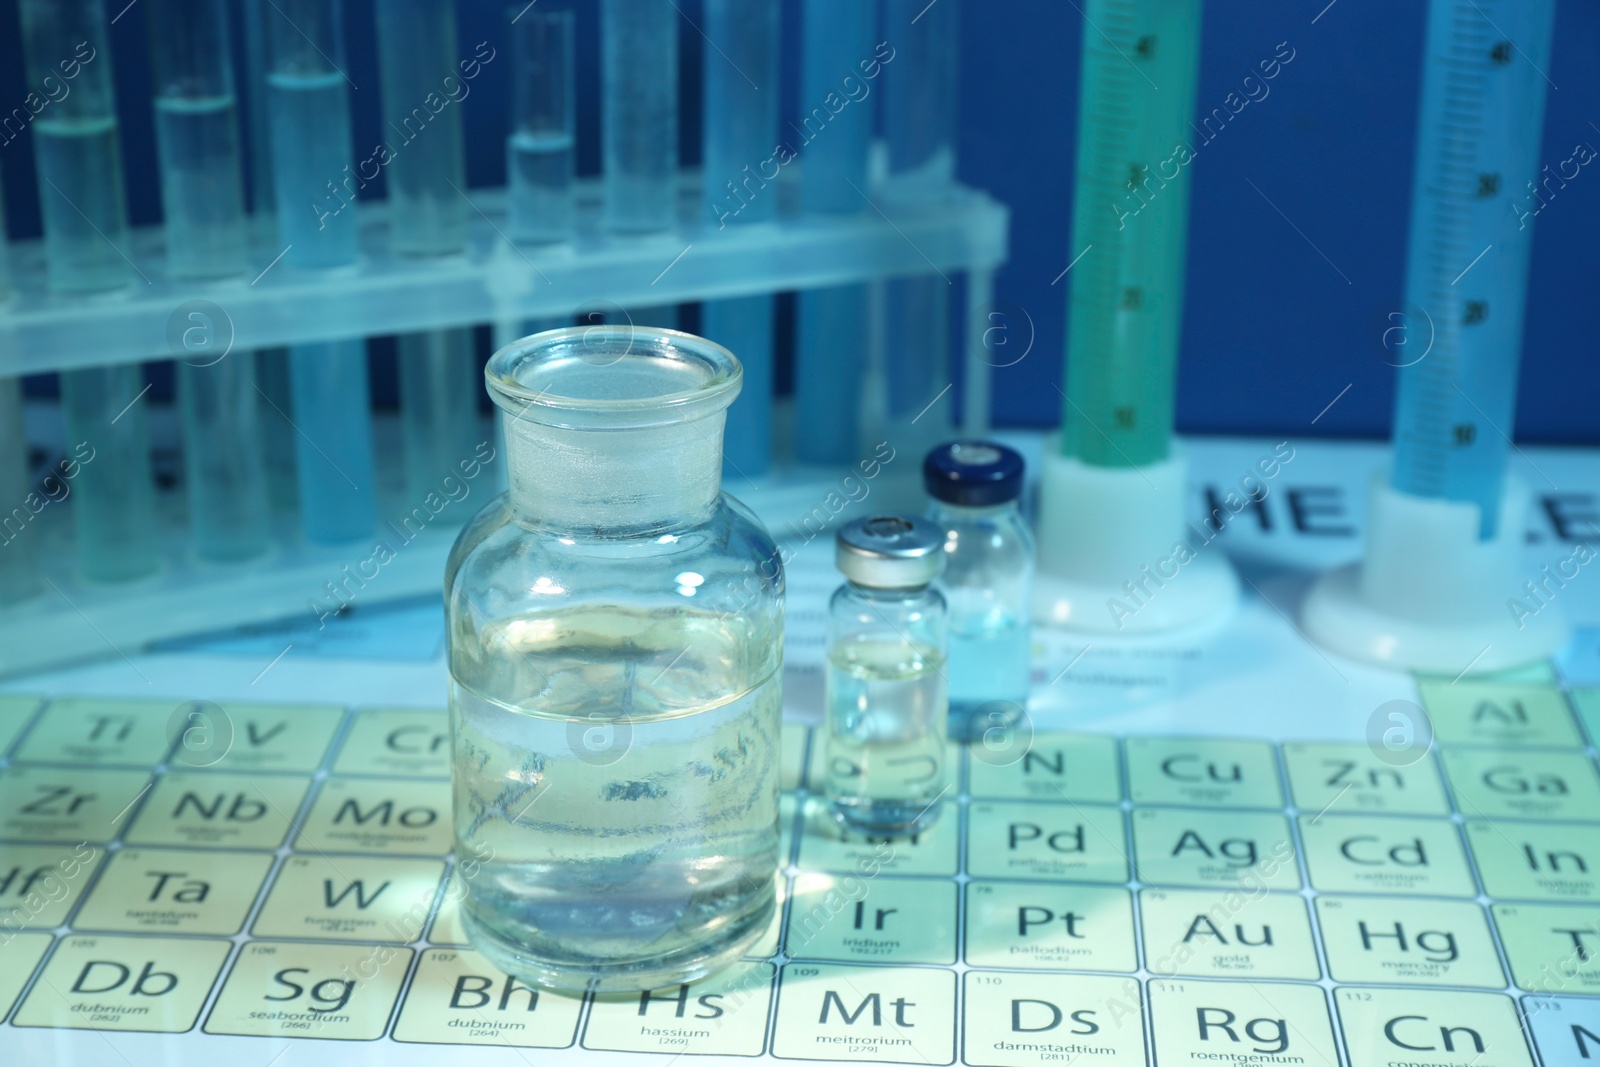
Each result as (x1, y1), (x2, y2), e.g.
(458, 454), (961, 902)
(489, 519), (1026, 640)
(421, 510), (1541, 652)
(1442, 748), (1600, 823)
(0, 693), (42, 755)
(198, 701), (344, 773)
(1131, 807), (1300, 891)
(1418, 680), (1582, 749)
(394, 947), (583, 1047)
(13, 933), (229, 1033)
(0, 767), (152, 843)
(966, 732), (1121, 803)
(962, 971), (1146, 1067)
(429, 871), (468, 946)
(204, 939), (413, 1040)
(0, 842), (102, 930)
(333, 707), (450, 777)
(967, 801), (1128, 883)
(123, 772), (309, 850)
(783, 722), (810, 791)
(1298, 814), (1476, 897)
(0, 933), (52, 1017)
(74, 848), (273, 936)
(774, 963), (955, 1064)
(1466, 820), (1600, 902)
(1126, 736), (1284, 809)
(294, 776), (452, 855)
(586, 961), (775, 1056)
(1282, 741), (1450, 816)
(15, 697), (173, 766)
(1491, 903), (1600, 995)
(1316, 896), (1504, 988)
(965, 882), (1136, 972)
(785, 873), (956, 964)
(1149, 978), (1338, 1067)
(797, 795), (959, 877)
(251, 854), (444, 943)
(1334, 986), (1534, 1067)
(1140, 889), (1319, 981)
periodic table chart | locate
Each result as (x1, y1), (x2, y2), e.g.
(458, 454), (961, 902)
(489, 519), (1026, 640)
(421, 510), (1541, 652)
(4, 438), (1600, 1067)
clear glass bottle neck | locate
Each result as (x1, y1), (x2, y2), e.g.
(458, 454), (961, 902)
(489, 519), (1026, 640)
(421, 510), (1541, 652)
(930, 498), (1020, 522)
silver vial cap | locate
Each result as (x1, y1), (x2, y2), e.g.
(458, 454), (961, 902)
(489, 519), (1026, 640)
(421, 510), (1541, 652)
(836, 515), (947, 589)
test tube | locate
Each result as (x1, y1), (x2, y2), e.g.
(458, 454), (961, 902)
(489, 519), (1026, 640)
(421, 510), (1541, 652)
(602, 0), (679, 234)
(0, 378), (40, 605)
(507, 7), (575, 245)
(794, 0), (876, 466)
(701, 0), (780, 478)
(148, 0), (271, 563)
(264, 0), (376, 543)
(20, 0), (161, 583)
(883, 0), (958, 449)
(376, 0), (478, 506)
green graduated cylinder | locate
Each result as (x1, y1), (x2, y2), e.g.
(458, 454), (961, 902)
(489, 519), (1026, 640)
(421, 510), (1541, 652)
(1061, 0), (1203, 468)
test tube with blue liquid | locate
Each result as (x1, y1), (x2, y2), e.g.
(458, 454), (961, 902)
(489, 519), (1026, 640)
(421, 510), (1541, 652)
(20, 0), (161, 583)
(701, 0), (780, 477)
(1305, 0), (1565, 672)
(148, 0), (272, 563)
(264, 0), (376, 544)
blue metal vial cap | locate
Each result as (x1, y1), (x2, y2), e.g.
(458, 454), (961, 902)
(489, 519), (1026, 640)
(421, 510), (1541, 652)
(923, 441), (1026, 506)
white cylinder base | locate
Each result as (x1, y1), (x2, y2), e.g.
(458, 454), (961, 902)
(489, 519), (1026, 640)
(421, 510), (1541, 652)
(1303, 474), (1569, 674)
(1032, 443), (1239, 633)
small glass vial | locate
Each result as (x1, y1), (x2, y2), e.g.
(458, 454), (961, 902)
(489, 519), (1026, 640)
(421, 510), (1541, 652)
(447, 327), (784, 993)
(924, 442), (1035, 742)
(824, 515), (949, 836)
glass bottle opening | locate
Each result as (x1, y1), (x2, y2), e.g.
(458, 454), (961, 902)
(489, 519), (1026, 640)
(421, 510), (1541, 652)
(486, 326), (743, 430)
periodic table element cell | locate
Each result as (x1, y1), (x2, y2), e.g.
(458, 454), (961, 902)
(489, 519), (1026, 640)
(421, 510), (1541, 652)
(1491, 904), (1600, 995)
(1139, 889), (1319, 981)
(1466, 819), (1600, 902)
(963, 971), (1146, 1067)
(1441, 747), (1600, 823)
(0, 693), (42, 755)
(295, 776), (453, 855)
(13, 933), (230, 1033)
(0, 842), (102, 929)
(797, 796), (960, 877)
(783, 722), (809, 791)
(394, 947), (583, 1048)
(1417, 679), (1583, 749)
(967, 800), (1128, 883)
(786, 872), (957, 965)
(429, 871), (469, 945)
(1298, 813), (1476, 897)
(1523, 996), (1600, 1065)
(965, 881), (1137, 972)
(1126, 736), (1284, 809)
(1315, 896), (1505, 988)
(123, 771), (309, 849)
(0, 932), (51, 1017)
(1131, 807), (1300, 891)
(204, 939), (413, 1040)
(73, 847), (273, 936)
(1148, 978), (1339, 1067)
(1334, 987), (1534, 1067)
(774, 963), (955, 1064)
(14, 697), (174, 766)
(333, 707), (450, 777)
(200, 701), (344, 773)
(585, 961), (775, 1056)
(0, 766), (152, 842)
(252, 854), (444, 942)
(1282, 741), (1450, 816)
(966, 732), (1121, 803)
(1573, 688), (1600, 746)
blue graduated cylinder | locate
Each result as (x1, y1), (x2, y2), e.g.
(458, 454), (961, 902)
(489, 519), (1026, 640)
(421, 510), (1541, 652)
(1390, 0), (1556, 537)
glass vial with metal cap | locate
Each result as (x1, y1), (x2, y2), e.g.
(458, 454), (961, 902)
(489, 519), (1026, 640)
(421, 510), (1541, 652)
(924, 442), (1035, 742)
(825, 515), (949, 836)
(446, 326), (784, 993)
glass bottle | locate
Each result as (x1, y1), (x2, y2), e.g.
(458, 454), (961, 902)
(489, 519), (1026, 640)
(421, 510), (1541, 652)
(924, 441), (1035, 742)
(824, 515), (949, 836)
(446, 327), (785, 992)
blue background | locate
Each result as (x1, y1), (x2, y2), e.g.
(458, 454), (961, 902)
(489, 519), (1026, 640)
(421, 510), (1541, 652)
(0, 0), (1595, 443)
